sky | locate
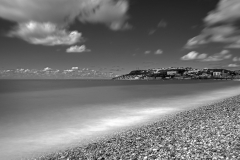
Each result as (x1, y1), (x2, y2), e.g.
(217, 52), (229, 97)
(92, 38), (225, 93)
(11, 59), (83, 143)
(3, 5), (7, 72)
(0, 0), (240, 75)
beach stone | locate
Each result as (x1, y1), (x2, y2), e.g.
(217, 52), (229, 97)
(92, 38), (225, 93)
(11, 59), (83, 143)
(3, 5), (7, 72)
(30, 95), (240, 160)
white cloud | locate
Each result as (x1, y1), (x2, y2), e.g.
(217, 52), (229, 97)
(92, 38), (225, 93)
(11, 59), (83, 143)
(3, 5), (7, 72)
(185, 0), (240, 49)
(79, 0), (130, 30)
(144, 51), (151, 54)
(155, 49), (163, 55)
(185, 25), (240, 49)
(197, 53), (208, 60)
(144, 49), (163, 55)
(72, 67), (79, 70)
(181, 51), (207, 60)
(148, 20), (167, 35)
(205, 0), (240, 25)
(181, 50), (232, 62)
(158, 20), (167, 28)
(228, 64), (240, 67)
(201, 50), (232, 62)
(0, 0), (130, 45)
(66, 45), (91, 53)
(148, 29), (157, 35)
(220, 50), (229, 54)
(110, 22), (132, 31)
(43, 67), (52, 71)
(181, 51), (198, 60)
(233, 57), (240, 62)
(185, 36), (207, 49)
(0, 0), (130, 27)
(226, 43), (240, 49)
(9, 21), (82, 46)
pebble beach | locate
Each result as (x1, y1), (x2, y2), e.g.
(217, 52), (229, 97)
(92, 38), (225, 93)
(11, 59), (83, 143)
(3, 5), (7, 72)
(31, 95), (240, 160)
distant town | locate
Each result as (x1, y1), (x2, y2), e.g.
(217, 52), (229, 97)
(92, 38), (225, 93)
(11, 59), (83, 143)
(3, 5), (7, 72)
(0, 67), (117, 79)
(113, 67), (240, 80)
(1, 66), (240, 80)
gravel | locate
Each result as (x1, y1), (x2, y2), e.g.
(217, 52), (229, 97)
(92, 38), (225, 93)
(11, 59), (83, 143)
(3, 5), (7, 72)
(31, 95), (240, 160)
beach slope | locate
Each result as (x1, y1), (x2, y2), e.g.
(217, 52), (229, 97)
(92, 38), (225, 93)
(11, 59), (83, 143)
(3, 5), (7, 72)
(34, 95), (240, 160)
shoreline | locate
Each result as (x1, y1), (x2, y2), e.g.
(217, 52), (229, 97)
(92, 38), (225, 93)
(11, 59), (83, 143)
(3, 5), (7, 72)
(31, 95), (240, 160)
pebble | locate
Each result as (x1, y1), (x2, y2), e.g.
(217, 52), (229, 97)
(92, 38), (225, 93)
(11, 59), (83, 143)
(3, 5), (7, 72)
(29, 95), (240, 160)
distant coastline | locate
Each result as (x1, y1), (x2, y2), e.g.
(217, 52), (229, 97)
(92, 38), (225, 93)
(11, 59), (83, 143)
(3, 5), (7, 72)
(113, 67), (240, 81)
(0, 67), (116, 79)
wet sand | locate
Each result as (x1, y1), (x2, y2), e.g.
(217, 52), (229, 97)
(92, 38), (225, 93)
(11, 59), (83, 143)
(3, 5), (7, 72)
(32, 95), (240, 160)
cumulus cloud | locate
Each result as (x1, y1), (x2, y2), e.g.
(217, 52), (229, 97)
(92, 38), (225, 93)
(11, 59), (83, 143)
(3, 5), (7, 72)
(158, 20), (167, 28)
(148, 20), (167, 35)
(233, 57), (240, 62)
(9, 21), (82, 46)
(181, 50), (231, 61)
(148, 29), (157, 35)
(228, 64), (240, 67)
(43, 67), (53, 71)
(181, 51), (207, 60)
(226, 43), (240, 49)
(201, 50), (232, 62)
(0, 0), (129, 27)
(0, 0), (130, 45)
(66, 45), (91, 53)
(78, 0), (130, 30)
(205, 0), (240, 25)
(72, 67), (79, 70)
(185, 0), (240, 49)
(155, 49), (163, 55)
(144, 49), (163, 55)
(110, 22), (132, 31)
(0, 0), (78, 25)
(144, 51), (151, 54)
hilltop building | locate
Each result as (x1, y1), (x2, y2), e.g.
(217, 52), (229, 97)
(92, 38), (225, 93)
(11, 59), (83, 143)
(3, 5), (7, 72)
(113, 67), (238, 80)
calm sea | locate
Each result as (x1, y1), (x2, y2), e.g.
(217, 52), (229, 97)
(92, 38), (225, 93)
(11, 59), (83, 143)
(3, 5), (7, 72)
(0, 79), (240, 159)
